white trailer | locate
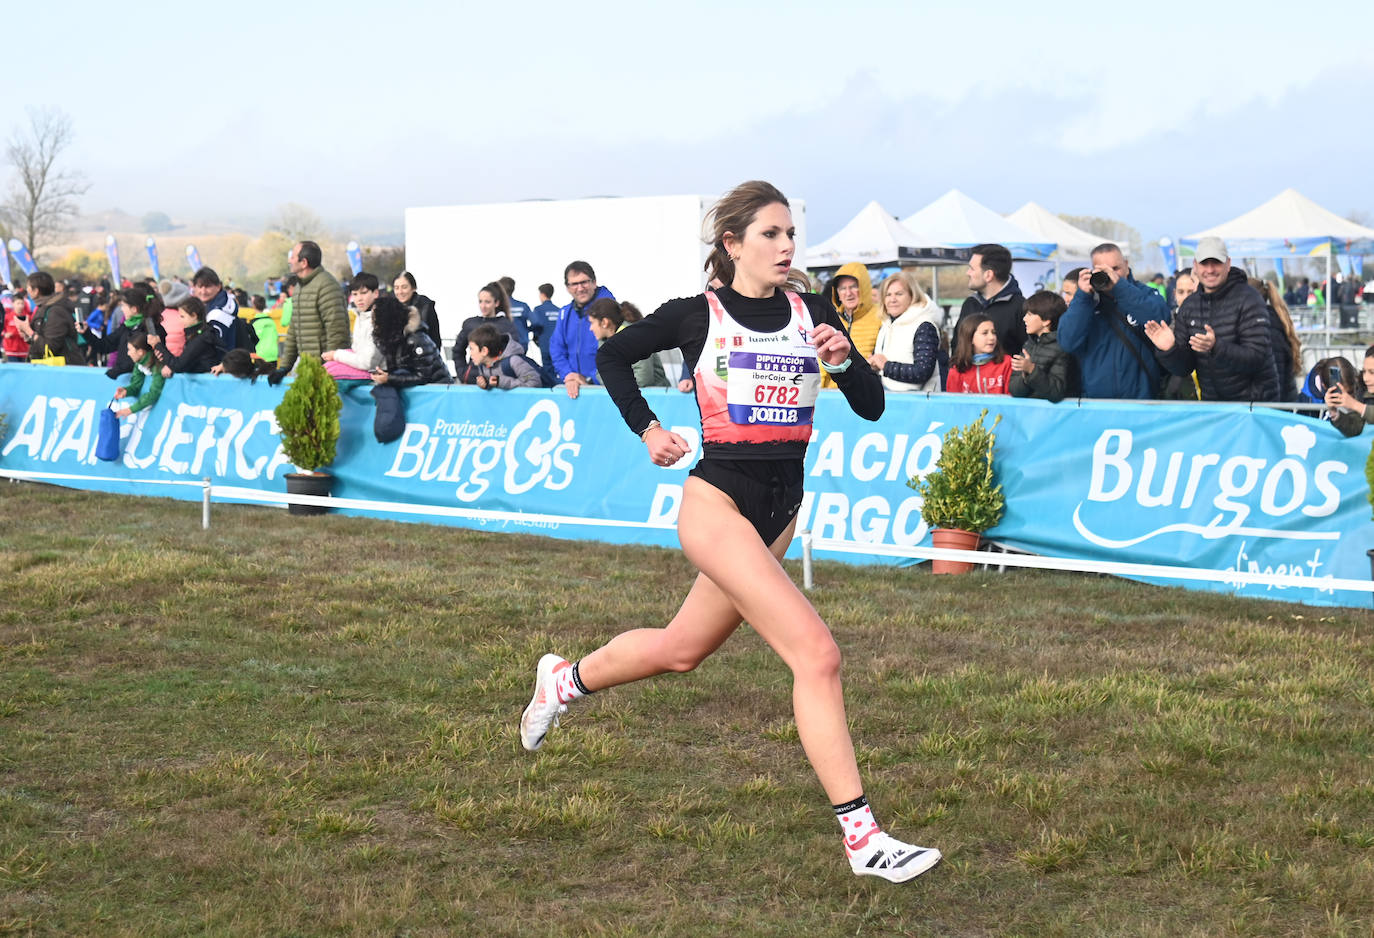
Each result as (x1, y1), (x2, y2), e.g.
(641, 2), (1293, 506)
(403, 194), (808, 364)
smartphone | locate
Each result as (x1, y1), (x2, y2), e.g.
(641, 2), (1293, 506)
(1327, 365), (1342, 390)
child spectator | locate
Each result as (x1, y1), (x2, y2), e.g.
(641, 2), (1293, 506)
(946, 314), (1012, 394)
(464, 323), (542, 389)
(148, 296), (223, 374)
(267, 277), (297, 338)
(159, 281), (190, 357)
(453, 281), (527, 368)
(2, 291), (31, 362)
(246, 295), (278, 366)
(81, 286), (159, 379)
(323, 273), (382, 380)
(587, 297), (667, 388)
(1313, 350), (1374, 437)
(1009, 291), (1077, 402)
(113, 334), (165, 417)
(371, 295), (453, 388)
(214, 348), (277, 380)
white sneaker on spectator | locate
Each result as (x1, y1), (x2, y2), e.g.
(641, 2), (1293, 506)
(520, 653), (569, 752)
(846, 831), (941, 883)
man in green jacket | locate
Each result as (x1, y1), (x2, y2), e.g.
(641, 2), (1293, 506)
(269, 241), (348, 384)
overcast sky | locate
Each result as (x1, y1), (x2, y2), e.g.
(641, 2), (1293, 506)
(13, 0), (1374, 243)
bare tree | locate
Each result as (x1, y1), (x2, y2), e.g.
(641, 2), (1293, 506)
(269, 202), (327, 243)
(2, 107), (90, 255)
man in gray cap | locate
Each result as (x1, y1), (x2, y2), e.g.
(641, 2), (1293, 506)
(1144, 237), (1278, 401)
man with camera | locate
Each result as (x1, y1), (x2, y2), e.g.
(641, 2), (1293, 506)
(1057, 241), (1169, 399)
(1142, 237), (1277, 402)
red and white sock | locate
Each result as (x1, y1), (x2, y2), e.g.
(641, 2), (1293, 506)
(554, 659), (592, 704)
(834, 795), (881, 851)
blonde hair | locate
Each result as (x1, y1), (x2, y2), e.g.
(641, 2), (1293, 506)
(1250, 277), (1302, 376)
(704, 180), (810, 293)
(878, 271), (929, 311)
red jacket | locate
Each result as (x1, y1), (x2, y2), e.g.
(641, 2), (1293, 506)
(2, 297), (31, 359)
(946, 356), (1013, 394)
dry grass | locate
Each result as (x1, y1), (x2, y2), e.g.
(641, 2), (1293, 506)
(1, 482), (1372, 936)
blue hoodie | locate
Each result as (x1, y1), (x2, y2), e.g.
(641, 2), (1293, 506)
(1058, 274), (1169, 399)
(551, 285), (614, 381)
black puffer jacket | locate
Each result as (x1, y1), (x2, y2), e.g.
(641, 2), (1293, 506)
(380, 330), (453, 388)
(1157, 267), (1278, 401)
(155, 322), (223, 374)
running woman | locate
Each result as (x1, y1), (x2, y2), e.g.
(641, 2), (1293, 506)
(519, 180), (941, 883)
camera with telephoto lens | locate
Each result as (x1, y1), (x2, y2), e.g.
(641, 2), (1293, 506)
(1089, 270), (1113, 292)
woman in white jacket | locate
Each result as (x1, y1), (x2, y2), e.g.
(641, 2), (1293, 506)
(867, 271), (944, 393)
(323, 273), (383, 379)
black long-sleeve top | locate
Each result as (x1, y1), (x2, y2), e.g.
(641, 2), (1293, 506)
(154, 322), (223, 374)
(596, 286), (884, 462)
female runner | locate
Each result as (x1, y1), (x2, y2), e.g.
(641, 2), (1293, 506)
(519, 180), (941, 883)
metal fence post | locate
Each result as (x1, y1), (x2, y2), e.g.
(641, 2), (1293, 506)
(801, 529), (814, 591)
(202, 479), (211, 530)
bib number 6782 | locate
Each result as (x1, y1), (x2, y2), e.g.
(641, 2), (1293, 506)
(754, 385), (800, 405)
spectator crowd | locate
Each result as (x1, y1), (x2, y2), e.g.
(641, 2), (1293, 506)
(3, 235), (1373, 442)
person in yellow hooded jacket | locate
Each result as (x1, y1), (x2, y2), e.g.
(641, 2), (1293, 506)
(822, 262), (881, 388)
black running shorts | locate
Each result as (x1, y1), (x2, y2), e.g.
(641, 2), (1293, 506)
(689, 458), (805, 546)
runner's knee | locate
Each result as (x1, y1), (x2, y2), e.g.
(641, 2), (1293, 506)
(790, 634), (842, 682)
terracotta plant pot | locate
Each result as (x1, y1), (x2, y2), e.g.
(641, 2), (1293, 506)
(284, 472), (332, 517)
(931, 527), (981, 574)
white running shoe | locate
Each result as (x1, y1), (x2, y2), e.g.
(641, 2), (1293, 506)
(520, 653), (569, 752)
(846, 831), (942, 883)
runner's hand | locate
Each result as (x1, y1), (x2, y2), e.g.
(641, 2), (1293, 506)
(810, 323), (851, 366)
(645, 427), (691, 467)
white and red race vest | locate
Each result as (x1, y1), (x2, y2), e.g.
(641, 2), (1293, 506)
(693, 290), (821, 445)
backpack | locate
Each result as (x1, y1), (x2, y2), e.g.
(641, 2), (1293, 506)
(234, 317), (259, 353)
(500, 353), (556, 388)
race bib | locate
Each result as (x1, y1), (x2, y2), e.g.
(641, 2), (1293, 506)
(725, 351), (820, 426)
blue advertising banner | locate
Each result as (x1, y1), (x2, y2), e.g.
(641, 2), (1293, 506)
(7, 238), (37, 276)
(105, 235), (121, 286)
(186, 244), (203, 274)
(146, 238), (161, 281)
(0, 366), (1369, 608)
(346, 241), (362, 277)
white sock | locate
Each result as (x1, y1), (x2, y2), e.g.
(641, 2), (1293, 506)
(554, 659), (592, 705)
(834, 795), (881, 851)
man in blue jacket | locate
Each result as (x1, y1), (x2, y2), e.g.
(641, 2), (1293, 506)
(551, 260), (614, 399)
(1057, 242), (1169, 399)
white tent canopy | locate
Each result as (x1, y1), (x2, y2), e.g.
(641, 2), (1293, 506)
(1183, 188), (1374, 257)
(1183, 188), (1374, 339)
(1005, 202), (1118, 261)
(805, 200), (955, 268)
(902, 189), (1056, 261)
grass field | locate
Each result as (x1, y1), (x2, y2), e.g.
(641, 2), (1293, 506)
(1, 482), (1372, 937)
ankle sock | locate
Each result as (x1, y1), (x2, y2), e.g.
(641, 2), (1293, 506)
(554, 659), (593, 704)
(834, 795), (881, 850)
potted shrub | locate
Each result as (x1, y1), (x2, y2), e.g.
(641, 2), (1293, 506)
(273, 355), (341, 516)
(908, 409), (1005, 574)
